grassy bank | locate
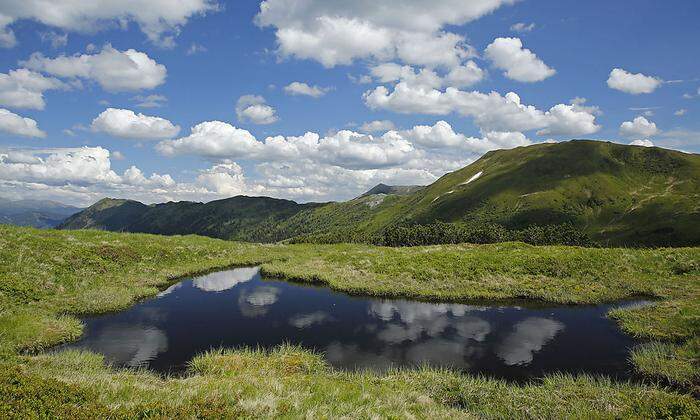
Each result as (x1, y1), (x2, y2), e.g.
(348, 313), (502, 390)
(1, 225), (698, 417)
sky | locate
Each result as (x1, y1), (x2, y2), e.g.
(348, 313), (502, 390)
(0, 0), (698, 207)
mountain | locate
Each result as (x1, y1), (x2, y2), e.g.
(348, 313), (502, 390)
(59, 140), (700, 246)
(360, 183), (423, 197)
(59, 196), (322, 242)
(0, 199), (82, 228)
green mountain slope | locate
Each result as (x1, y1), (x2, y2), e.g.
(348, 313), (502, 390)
(400, 140), (700, 246)
(59, 141), (700, 246)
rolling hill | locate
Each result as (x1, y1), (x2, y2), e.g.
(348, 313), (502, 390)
(59, 140), (700, 246)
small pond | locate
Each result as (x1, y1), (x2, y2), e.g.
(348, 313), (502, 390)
(58, 267), (645, 380)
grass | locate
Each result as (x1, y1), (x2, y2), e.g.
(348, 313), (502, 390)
(1, 225), (698, 417)
(631, 339), (699, 391)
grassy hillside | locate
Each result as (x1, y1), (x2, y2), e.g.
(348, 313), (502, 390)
(59, 141), (700, 246)
(403, 140), (700, 246)
(0, 226), (698, 417)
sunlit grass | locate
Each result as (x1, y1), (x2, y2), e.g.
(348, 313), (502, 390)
(1, 225), (698, 417)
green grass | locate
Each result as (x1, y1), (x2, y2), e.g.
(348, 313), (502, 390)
(1, 225), (698, 417)
(631, 339), (699, 391)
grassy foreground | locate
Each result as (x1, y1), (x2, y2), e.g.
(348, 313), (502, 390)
(0, 225), (698, 418)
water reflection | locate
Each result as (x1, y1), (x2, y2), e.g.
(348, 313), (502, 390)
(497, 317), (565, 366)
(59, 267), (641, 380)
(290, 311), (334, 328)
(192, 267), (259, 292)
(238, 286), (281, 317)
(78, 324), (168, 368)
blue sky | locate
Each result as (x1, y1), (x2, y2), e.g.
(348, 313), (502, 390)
(0, 0), (698, 206)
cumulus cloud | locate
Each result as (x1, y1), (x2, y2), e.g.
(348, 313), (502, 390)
(283, 82), (331, 98)
(255, 0), (516, 68)
(235, 95), (279, 125)
(158, 121), (416, 169)
(0, 68), (66, 110)
(485, 37), (555, 82)
(0, 147), (121, 185)
(401, 120), (529, 151)
(630, 139), (654, 147)
(91, 108), (180, 140)
(21, 45), (167, 92)
(445, 60), (486, 87)
(359, 120), (396, 133)
(0, 108), (46, 137)
(0, 146), (219, 206)
(619, 116), (659, 138)
(607, 68), (662, 94)
(0, 0), (218, 48)
(674, 109), (687, 116)
(364, 83), (601, 136)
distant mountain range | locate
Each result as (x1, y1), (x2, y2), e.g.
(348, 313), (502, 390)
(59, 140), (700, 246)
(0, 199), (82, 228)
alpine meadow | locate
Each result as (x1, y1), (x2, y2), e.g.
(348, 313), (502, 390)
(1, 1), (699, 419)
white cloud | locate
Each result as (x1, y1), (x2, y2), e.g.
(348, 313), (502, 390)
(0, 146), (213, 206)
(131, 94), (167, 108)
(0, 0), (218, 48)
(39, 31), (68, 49)
(359, 120), (396, 133)
(91, 108), (180, 140)
(235, 95), (279, 125)
(158, 121), (416, 170)
(401, 120), (529, 151)
(0, 68), (66, 110)
(157, 121), (261, 158)
(537, 103), (601, 136)
(619, 116), (659, 138)
(364, 83), (601, 136)
(21, 45), (167, 92)
(675, 109), (687, 116)
(186, 43), (208, 55)
(445, 60), (485, 87)
(0, 108), (46, 138)
(485, 37), (555, 82)
(630, 139), (654, 147)
(0, 16), (17, 48)
(510, 22), (535, 33)
(111, 150), (125, 160)
(283, 82), (331, 98)
(0, 147), (121, 185)
(607, 68), (662, 95)
(255, 0), (516, 68)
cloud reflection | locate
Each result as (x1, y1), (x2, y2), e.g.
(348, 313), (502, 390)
(289, 311), (333, 328)
(238, 285), (281, 317)
(497, 317), (565, 366)
(192, 267), (259, 292)
(76, 324), (168, 368)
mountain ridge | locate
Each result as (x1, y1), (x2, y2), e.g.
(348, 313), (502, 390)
(58, 140), (700, 246)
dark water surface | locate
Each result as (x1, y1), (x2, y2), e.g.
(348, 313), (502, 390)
(59, 267), (645, 380)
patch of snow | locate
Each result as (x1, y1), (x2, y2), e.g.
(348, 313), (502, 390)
(460, 171), (483, 186)
(365, 194), (386, 208)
